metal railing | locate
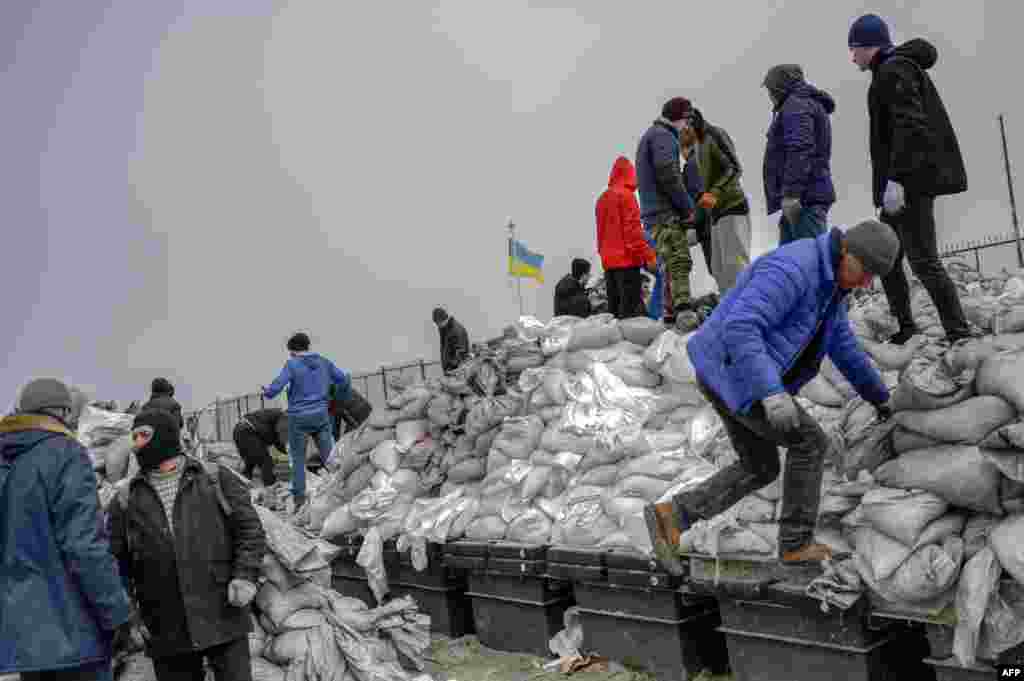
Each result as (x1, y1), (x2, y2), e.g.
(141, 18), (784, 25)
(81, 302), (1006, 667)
(184, 359), (444, 443)
(938, 232), (1023, 275)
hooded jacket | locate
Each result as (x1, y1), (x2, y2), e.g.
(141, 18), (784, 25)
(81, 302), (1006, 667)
(867, 39), (967, 205)
(635, 120), (695, 223)
(264, 352), (352, 417)
(0, 414), (131, 673)
(763, 79), (837, 214)
(439, 317), (470, 373)
(596, 157), (657, 271)
(687, 229), (890, 415)
(141, 394), (184, 431)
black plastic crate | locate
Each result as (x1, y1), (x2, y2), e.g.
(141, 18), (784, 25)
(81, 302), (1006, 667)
(468, 570), (571, 603)
(577, 607), (728, 680)
(718, 582), (882, 648)
(573, 582), (711, 622)
(547, 561), (605, 583)
(389, 582), (475, 638)
(721, 629), (907, 681)
(469, 591), (572, 658)
(488, 541), (547, 561)
(925, 657), (994, 681)
(547, 546), (605, 566)
(444, 540), (490, 573)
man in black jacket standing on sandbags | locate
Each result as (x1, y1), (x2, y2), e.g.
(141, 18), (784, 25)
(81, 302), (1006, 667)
(849, 14), (971, 345)
(433, 307), (471, 373)
(109, 409), (265, 681)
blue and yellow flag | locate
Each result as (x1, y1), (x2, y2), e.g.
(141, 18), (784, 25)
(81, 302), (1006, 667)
(508, 238), (544, 283)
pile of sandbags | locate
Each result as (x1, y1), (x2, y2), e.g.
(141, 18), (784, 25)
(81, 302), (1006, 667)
(78, 404), (141, 513)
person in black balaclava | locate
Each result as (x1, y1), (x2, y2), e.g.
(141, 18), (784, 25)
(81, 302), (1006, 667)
(109, 409), (265, 681)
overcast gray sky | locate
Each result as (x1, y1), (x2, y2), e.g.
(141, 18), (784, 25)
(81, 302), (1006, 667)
(3, 1), (1023, 410)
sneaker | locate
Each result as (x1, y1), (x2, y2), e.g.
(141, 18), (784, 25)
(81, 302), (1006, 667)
(780, 543), (834, 564)
(887, 327), (920, 346)
(644, 501), (688, 576)
(674, 310), (701, 334)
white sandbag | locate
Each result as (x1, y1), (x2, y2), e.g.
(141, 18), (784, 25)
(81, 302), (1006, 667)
(602, 495), (647, 523)
(342, 462), (377, 502)
(369, 440), (401, 475)
(892, 356), (974, 412)
(680, 518), (776, 556)
(860, 336), (926, 372)
(280, 609), (329, 631)
(859, 488), (948, 547)
(980, 420), (1024, 450)
(355, 426), (395, 454)
(874, 445), (1004, 515)
(815, 527), (854, 555)
(798, 374), (845, 407)
(820, 357), (857, 400)
(617, 452), (689, 482)
(566, 315), (624, 352)
(606, 354), (662, 389)
(611, 475), (673, 502)
(643, 330), (697, 384)
(733, 495), (777, 523)
(254, 582), (326, 629)
(577, 465), (619, 486)
(819, 493), (859, 517)
(540, 427), (596, 456)
(976, 349), (1024, 414)
(873, 538), (964, 605)
(520, 465), (553, 501)
(852, 526), (914, 582)
(954, 547), (1002, 668)
(979, 580), (1024, 661)
(618, 317), (667, 346)
(890, 427), (944, 455)
(320, 505), (359, 540)
(507, 508), (553, 544)
(991, 514), (1024, 586)
(465, 395), (523, 437)
(465, 515), (507, 540)
(492, 415), (545, 460)
(475, 427), (500, 457)
(893, 395), (1016, 445)
(913, 513), (967, 550)
(394, 419), (429, 451)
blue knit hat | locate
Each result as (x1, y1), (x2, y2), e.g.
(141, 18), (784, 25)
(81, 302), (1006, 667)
(848, 14), (892, 48)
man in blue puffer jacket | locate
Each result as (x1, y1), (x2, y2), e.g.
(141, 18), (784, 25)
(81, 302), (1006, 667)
(263, 332), (352, 513)
(1, 378), (135, 681)
(645, 220), (898, 574)
(762, 64), (837, 245)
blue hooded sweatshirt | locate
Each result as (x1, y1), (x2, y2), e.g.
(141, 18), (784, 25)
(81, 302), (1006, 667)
(263, 352), (352, 417)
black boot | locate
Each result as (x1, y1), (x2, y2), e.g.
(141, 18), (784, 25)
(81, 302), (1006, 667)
(888, 326), (920, 345)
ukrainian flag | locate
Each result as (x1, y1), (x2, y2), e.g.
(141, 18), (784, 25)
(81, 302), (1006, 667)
(508, 238), (544, 283)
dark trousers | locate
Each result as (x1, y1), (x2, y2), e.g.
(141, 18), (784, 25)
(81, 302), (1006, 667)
(22, 660), (112, 681)
(232, 425), (277, 486)
(673, 381), (831, 555)
(879, 195), (969, 338)
(153, 637), (250, 681)
(605, 267), (646, 319)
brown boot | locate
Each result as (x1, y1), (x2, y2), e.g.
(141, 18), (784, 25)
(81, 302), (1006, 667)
(644, 501), (688, 576)
(780, 543), (834, 564)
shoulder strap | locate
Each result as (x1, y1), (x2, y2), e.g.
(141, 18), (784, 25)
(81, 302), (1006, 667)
(202, 462), (234, 517)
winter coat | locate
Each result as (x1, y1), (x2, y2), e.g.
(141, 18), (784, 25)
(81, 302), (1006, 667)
(264, 352), (352, 417)
(331, 388), (371, 432)
(554, 274), (593, 318)
(0, 415), (131, 673)
(108, 457), (265, 659)
(241, 408), (287, 451)
(763, 81), (837, 214)
(439, 318), (470, 373)
(635, 120), (695, 222)
(867, 39), (967, 206)
(695, 124), (749, 221)
(687, 229), (890, 415)
(596, 157), (656, 271)
(141, 394), (184, 431)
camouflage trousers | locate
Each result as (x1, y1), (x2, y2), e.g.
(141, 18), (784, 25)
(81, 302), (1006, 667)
(651, 215), (693, 311)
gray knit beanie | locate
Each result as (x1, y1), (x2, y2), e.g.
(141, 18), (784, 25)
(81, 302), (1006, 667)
(17, 378), (73, 415)
(844, 220), (900, 276)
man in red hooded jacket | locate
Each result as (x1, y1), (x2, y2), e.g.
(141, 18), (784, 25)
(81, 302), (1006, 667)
(597, 156), (657, 319)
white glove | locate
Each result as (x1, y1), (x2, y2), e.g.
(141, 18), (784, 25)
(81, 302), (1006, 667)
(882, 180), (905, 215)
(228, 579), (258, 608)
(781, 197), (802, 225)
(763, 393), (801, 433)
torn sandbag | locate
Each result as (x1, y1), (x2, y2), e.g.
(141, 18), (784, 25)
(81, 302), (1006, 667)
(892, 395), (1017, 445)
(873, 444), (1004, 515)
(891, 356), (974, 412)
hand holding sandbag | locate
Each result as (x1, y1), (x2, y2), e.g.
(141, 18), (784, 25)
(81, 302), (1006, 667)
(763, 393), (800, 433)
(228, 578), (258, 608)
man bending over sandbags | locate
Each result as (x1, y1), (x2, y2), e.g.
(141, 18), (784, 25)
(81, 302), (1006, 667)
(645, 220), (898, 574)
(234, 407), (287, 493)
(109, 409), (266, 681)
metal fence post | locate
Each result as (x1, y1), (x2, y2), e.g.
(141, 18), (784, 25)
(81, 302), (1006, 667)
(419, 360), (426, 381)
(380, 367), (388, 403)
(214, 398), (222, 442)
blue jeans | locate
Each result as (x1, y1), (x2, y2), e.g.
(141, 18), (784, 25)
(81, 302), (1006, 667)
(643, 224), (664, 320)
(779, 205), (829, 245)
(21, 660), (113, 681)
(287, 410), (334, 499)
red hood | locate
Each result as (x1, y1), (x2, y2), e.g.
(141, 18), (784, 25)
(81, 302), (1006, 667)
(608, 156), (637, 191)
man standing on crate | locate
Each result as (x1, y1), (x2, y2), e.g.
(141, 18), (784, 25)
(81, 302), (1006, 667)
(848, 14), (972, 345)
(645, 220), (898, 573)
(108, 409), (265, 681)
(262, 332), (352, 513)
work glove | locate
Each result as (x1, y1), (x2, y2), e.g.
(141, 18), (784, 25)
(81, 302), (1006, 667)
(781, 197), (802, 225)
(882, 180), (905, 215)
(763, 392), (801, 433)
(112, 612), (150, 653)
(874, 400), (893, 423)
(698, 192), (718, 211)
(228, 578), (259, 608)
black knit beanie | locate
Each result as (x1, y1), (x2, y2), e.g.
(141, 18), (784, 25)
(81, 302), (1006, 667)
(133, 409), (182, 470)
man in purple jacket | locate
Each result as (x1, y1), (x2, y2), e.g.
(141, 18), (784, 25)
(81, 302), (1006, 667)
(645, 220), (898, 574)
(762, 64), (837, 245)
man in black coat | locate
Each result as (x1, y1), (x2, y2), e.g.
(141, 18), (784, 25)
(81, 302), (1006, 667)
(432, 307), (471, 373)
(233, 407), (287, 488)
(141, 377), (185, 430)
(849, 14), (971, 345)
(109, 410), (265, 681)
(553, 258), (593, 318)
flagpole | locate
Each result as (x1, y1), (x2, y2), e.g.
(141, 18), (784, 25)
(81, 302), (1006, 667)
(508, 219), (523, 317)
